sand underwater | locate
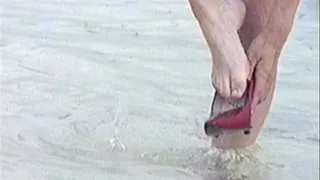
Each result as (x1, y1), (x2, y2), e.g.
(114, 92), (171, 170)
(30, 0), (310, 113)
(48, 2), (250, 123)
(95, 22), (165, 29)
(1, 0), (319, 180)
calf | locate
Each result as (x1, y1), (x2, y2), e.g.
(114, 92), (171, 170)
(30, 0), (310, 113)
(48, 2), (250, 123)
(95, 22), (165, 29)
(189, 0), (301, 148)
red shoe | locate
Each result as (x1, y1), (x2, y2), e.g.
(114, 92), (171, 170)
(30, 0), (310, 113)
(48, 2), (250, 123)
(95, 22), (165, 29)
(204, 78), (255, 135)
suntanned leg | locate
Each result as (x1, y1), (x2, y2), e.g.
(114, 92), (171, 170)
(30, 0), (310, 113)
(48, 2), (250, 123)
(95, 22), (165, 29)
(189, 0), (301, 148)
(189, 0), (249, 99)
(243, 0), (302, 108)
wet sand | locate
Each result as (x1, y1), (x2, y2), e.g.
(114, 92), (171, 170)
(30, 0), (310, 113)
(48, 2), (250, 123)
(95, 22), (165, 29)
(1, 0), (319, 180)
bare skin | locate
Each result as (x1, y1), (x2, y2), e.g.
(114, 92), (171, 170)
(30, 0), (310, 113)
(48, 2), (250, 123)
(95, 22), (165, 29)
(189, 0), (249, 99)
(189, 0), (301, 148)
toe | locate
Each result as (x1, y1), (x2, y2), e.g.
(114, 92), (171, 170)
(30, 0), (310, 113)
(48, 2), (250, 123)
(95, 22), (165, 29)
(229, 64), (249, 99)
(211, 75), (231, 98)
(211, 66), (248, 99)
(230, 72), (247, 98)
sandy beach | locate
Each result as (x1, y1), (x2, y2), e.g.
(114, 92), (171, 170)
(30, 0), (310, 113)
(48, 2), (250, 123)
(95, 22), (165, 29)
(1, 0), (319, 179)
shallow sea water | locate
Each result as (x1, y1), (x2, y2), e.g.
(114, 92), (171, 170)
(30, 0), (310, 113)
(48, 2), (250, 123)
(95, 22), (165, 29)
(1, 0), (319, 180)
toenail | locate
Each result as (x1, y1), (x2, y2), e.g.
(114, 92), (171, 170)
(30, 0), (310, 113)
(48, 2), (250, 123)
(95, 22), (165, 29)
(231, 89), (240, 97)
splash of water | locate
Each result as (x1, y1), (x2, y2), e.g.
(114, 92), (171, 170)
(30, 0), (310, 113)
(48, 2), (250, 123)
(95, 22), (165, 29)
(204, 142), (269, 180)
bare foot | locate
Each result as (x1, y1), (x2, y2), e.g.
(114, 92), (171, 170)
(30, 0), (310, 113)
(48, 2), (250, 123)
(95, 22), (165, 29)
(201, 0), (301, 149)
(189, 0), (249, 99)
